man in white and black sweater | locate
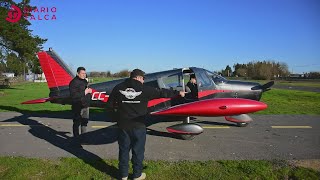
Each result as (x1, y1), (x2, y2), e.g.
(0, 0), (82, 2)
(106, 69), (185, 180)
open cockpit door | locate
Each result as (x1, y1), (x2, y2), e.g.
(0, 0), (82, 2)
(158, 71), (184, 91)
(189, 67), (217, 99)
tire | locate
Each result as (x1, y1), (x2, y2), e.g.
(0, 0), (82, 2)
(179, 134), (196, 140)
(236, 122), (248, 127)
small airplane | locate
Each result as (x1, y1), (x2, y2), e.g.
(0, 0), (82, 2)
(22, 48), (274, 140)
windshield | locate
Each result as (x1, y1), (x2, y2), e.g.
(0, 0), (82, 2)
(206, 70), (227, 84)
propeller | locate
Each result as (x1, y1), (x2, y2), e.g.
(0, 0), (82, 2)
(251, 81), (274, 92)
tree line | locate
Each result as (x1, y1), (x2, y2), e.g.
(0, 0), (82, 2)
(0, 0), (46, 76)
(89, 70), (130, 78)
(219, 61), (291, 80)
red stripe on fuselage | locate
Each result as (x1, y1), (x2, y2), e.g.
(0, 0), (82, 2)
(147, 98), (171, 107)
(198, 90), (231, 98)
(147, 90), (228, 107)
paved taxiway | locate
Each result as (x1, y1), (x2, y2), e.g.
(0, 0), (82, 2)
(0, 112), (319, 161)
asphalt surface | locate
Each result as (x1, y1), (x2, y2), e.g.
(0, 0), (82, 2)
(0, 112), (319, 161)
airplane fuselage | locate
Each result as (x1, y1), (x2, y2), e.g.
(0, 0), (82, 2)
(48, 67), (266, 112)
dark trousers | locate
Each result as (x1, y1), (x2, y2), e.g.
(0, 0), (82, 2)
(72, 105), (89, 137)
(118, 128), (146, 178)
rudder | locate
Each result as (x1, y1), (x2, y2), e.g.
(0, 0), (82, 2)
(37, 49), (75, 96)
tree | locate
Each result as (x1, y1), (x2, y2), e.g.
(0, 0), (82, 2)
(114, 69), (130, 77)
(0, 0), (46, 76)
(6, 53), (23, 75)
(232, 61), (290, 80)
(221, 65), (232, 77)
(234, 63), (247, 77)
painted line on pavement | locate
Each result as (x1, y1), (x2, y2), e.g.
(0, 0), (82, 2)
(271, 126), (312, 129)
(91, 125), (231, 129)
(91, 125), (108, 128)
(202, 126), (230, 129)
(0, 124), (48, 127)
(0, 124), (26, 127)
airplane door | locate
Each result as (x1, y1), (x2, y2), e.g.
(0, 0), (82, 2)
(190, 68), (215, 99)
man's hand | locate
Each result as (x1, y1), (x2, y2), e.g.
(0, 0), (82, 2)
(179, 91), (186, 97)
(85, 88), (92, 95)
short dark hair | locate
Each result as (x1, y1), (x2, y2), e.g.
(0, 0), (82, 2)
(77, 67), (86, 73)
(190, 74), (196, 79)
(130, 69), (145, 79)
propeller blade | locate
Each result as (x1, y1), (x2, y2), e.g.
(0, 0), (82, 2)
(251, 81), (274, 91)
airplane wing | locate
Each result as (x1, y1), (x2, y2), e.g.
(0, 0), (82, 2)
(150, 98), (267, 117)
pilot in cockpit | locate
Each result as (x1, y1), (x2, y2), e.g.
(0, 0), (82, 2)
(185, 74), (198, 100)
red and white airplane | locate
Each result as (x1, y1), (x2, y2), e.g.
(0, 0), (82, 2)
(22, 49), (274, 140)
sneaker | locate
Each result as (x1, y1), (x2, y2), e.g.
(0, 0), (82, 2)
(121, 177), (128, 180)
(133, 173), (146, 180)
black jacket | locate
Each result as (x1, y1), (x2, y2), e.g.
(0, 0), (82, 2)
(106, 79), (179, 129)
(69, 76), (91, 108)
(185, 82), (198, 99)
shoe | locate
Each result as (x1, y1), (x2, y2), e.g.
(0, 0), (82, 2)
(121, 177), (128, 180)
(133, 173), (146, 180)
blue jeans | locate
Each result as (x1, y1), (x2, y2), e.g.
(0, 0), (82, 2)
(118, 128), (146, 178)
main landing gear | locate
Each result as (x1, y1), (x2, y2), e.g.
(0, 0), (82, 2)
(225, 114), (252, 127)
(166, 116), (203, 140)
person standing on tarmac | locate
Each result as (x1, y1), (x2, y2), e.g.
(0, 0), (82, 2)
(106, 69), (185, 180)
(69, 67), (92, 147)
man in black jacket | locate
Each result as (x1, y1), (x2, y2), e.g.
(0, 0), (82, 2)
(69, 67), (92, 146)
(106, 69), (185, 180)
(185, 74), (198, 100)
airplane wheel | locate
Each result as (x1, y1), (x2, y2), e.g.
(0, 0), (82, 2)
(179, 134), (196, 140)
(236, 122), (248, 127)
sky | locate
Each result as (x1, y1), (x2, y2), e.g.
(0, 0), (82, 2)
(24, 0), (320, 73)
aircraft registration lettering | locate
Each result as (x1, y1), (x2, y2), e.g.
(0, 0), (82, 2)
(91, 91), (107, 101)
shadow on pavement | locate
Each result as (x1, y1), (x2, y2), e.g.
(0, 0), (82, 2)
(0, 105), (111, 121)
(2, 113), (119, 178)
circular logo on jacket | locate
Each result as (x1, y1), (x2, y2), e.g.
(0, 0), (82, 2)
(119, 88), (142, 99)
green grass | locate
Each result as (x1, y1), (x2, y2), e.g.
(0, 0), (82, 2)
(89, 77), (121, 83)
(0, 157), (319, 180)
(276, 81), (320, 88)
(229, 78), (320, 88)
(1, 82), (320, 114)
(0, 83), (70, 113)
(257, 88), (320, 115)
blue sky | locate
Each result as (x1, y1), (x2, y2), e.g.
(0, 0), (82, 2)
(27, 0), (320, 73)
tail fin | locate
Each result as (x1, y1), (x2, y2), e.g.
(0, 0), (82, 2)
(37, 49), (75, 95)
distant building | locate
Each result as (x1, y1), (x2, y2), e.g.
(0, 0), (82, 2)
(26, 73), (47, 82)
(289, 73), (304, 78)
(1, 73), (15, 78)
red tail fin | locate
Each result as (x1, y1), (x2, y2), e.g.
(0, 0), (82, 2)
(37, 50), (74, 88)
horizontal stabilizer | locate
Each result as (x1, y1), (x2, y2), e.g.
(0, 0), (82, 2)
(151, 98), (267, 117)
(21, 97), (52, 104)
